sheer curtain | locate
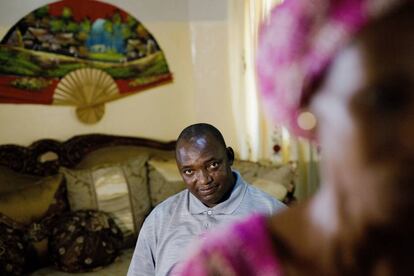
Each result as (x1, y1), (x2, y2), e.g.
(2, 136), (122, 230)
(228, 0), (320, 200)
(228, 0), (281, 162)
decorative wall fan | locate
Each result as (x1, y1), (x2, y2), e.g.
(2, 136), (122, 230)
(0, 0), (173, 124)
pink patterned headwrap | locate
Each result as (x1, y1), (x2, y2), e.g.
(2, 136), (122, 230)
(257, 0), (406, 139)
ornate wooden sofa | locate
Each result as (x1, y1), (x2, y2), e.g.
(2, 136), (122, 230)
(0, 134), (296, 275)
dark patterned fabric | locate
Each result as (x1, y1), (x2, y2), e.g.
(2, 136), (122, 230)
(49, 210), (123, 272)
(0, 215), (27, 276)
(0, 175), (70, 272)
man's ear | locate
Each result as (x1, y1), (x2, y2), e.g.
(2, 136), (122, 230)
(226, 147), (235, 165)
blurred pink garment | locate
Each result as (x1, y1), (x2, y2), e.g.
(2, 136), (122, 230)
(174, 214), (282, 276)
(257, 0), (405, 139)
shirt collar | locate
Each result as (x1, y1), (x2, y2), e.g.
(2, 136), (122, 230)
(187, 170), (247, 215)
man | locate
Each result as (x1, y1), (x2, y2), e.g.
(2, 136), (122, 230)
(127, 123), (285, 276)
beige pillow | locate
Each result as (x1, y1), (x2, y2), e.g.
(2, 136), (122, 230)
(252, 178), (288, 200)
(60, 155), (150, 247)
(233, 160), (296, 202)
(232, 160), (262, 183)
(0, 174), (68, 262)
(0, 174), (64, 225)
(148, 158), (186, 206)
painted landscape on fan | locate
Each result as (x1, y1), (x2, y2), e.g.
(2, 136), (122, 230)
(0, 0), (172, 105)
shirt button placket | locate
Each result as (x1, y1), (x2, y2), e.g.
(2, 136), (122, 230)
(204, 210), (213, 229)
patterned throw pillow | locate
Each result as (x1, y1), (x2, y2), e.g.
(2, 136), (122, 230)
(0, 215), (27, 276)
(59, 155), (151, 248)
(48, 210), (123, 273)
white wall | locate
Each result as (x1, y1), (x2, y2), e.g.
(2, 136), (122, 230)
(188, 1), (238, 150)
(0, 0), (238, 151)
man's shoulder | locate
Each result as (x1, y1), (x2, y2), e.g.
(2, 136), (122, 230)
(148, 189), (188, 217)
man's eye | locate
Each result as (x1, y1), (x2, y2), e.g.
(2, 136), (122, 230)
(183, 169), (193, 175)
(209, 162), (219, 169)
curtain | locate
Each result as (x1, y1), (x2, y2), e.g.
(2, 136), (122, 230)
(228, 0), (282, 162)
(228, 0), (320, 200)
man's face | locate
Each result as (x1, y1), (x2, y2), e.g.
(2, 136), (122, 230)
(176, 134), (235, 207)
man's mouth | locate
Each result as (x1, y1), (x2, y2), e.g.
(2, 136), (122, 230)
(199, 185), (218, 196)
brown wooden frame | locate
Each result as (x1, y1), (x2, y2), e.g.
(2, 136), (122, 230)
(0, 134), (176, 176)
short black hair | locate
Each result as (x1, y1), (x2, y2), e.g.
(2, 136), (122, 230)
(176, 123), (227, 149)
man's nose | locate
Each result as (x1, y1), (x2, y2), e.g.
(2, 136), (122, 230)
(197, 169), (211, 185)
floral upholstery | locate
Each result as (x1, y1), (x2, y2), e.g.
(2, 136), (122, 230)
(48, 210), (123, 273)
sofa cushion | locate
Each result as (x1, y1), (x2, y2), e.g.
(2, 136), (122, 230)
(233, 160), (296, 202)
(0, 174), (66, 225)
(48, 210), (123, 273)
(147, 158), (186, 206)
(31, 248), (134, 276)
(0, 174), (69, 266)
(0, 166), (42, 194)
(232, 160), (293, 185)
(251, 178), (287, 200)
(60, 155), (151, 248)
